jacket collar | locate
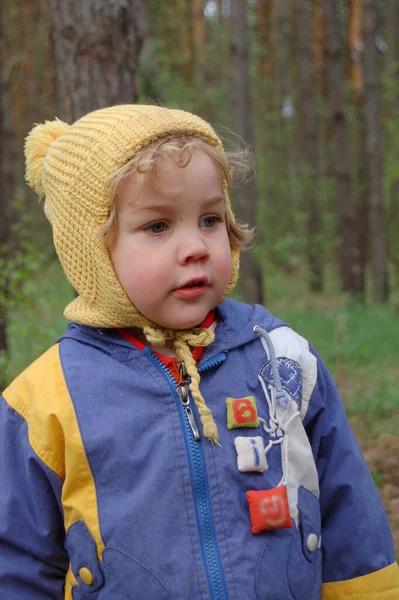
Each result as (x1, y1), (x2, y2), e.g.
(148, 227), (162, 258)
(58, 299), (287, 363)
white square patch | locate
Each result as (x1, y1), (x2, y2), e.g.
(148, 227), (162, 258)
(234, 436), (268, 473)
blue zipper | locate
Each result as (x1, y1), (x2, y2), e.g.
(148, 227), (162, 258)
(144, 348), (228, 600)
(198, 352), (227, 374)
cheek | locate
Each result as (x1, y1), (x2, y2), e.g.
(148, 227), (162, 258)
(223, 254), (233, 283)
(213, 242), (233, 288)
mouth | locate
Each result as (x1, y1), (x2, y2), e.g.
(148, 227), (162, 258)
(173, 277), (209, 299)
(177, 277), (209, 290)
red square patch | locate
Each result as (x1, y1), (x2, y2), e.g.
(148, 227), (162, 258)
(246, 486), (292, 534)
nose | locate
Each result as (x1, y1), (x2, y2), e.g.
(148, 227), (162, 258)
(177, 229), (210, 265)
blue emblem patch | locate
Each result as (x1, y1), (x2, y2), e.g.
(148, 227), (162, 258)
(259, 358), (302, 408)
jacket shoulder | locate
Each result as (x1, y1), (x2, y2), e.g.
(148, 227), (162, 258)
(266, 325), (318, 420)
(2, 344), (70, 479)
(3, 344), (63, 413)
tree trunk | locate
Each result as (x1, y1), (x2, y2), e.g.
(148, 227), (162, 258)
(255, 0), (276, 157)
(293, 0), (323, 292)
(386, 0), (399, 280)
(348, 0), (364, 104)
(192, 0), (210, 119)
(192, 0), (207, 60)
(47, 0), (148, 122)
(348, 0), (367, 299)
(177, 0), (194, 84)
(274, 0), (291, 124)
(230, 0), (264, 305)
(0, 0), (12, 361)
(313, 0), (327, 102)
(322, 0), (362, 298)
(363, 0), (388, 302)
(313, 0), (330, 147)
(356, 97), (369, 298)
(256, 1), (274, 81)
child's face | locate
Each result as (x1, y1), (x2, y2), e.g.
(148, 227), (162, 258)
(109, 150), (233, 330)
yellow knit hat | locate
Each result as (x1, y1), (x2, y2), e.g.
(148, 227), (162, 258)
(25, 104), (240, 443)
(25, 104), (239, 329)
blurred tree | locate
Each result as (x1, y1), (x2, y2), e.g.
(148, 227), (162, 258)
(387, 0), (399, 80)
(348, 0), (364, 103)
(274, 0), (291, 131)
(254, 0), (300, 277)
(47, 0), (148, 122)
(192, 0), (207, 71)
(2, 0), (54, 241)
(192, 0), (211, 118)
(313, 0), (328, 138)
(256, 1), (275, 90)
(0, 0), (10, 362)
(293, 0), (323, 292)
(322, 0), (362, 298)
(363, 0), (388, 301)
(178, 0), (194, 84)
(385, 0), (399, 281)
(230, 0), (263, 304)
(348, 0), (368, 299)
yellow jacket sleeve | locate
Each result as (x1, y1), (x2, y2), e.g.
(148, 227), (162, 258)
(322, 562), (399, 599)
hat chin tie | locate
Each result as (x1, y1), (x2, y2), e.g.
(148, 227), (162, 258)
(143, 325), (220, 444)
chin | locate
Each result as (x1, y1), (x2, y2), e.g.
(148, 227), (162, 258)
(166, 321), (202, 331)
(162, 315), (208, 331)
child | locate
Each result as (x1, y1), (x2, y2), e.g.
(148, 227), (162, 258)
(0, 104), (398, 600)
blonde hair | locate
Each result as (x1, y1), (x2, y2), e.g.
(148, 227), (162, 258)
(100, 135), (255, 249)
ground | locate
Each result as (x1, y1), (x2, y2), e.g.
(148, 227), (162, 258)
(350, 419), (399, 558)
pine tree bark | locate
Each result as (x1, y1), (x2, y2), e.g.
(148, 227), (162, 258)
(230, 0), (263, 305)
(177, 0), (194, 84)
(192, 0), (210, 119)
(313, 0), (327, 102)
(192, 0), (207, 61)
(274, 0), (290, 123)
(348, 0), (364, 104)
(322, 0), (362, 297)
(293, 0), (323, 292)
(348, 0), (367, 299)
(255, 0), (276, 157)
(256, 1), (274, 82)
(363, 0), (388, 302)
(313, 0), (330, 146)
(0, 0), (12, 359)
(47, 0), (148, 122)
(386, 0), (399, 279)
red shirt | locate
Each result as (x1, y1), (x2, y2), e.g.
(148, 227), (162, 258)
(117, 312), (217, 382)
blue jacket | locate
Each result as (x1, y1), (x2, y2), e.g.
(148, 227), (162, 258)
(1, 299), (398, 599)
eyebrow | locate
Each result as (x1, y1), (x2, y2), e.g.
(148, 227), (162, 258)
(137, 196), (226, 213)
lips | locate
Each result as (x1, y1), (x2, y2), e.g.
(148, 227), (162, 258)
(173, 276), (209, 299)
(176, 276), (209, 290)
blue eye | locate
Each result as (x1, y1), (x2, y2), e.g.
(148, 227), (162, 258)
(146, 221), (167, 234)
(200, 216), (221, 228)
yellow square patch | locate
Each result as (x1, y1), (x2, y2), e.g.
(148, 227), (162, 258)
(226, 396), (260, 429)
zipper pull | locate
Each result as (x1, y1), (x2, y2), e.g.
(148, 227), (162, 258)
(177, 385), (201, 442)
(178, 361), (188, 382)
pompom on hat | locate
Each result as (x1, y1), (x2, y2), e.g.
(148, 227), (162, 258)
(25, 104), (241, 444)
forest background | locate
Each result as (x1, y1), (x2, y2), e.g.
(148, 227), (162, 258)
(0, 0), (398, 550)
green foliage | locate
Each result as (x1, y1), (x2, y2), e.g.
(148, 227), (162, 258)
(0, 209), (73, 385)
(5, 259), (73, 382)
